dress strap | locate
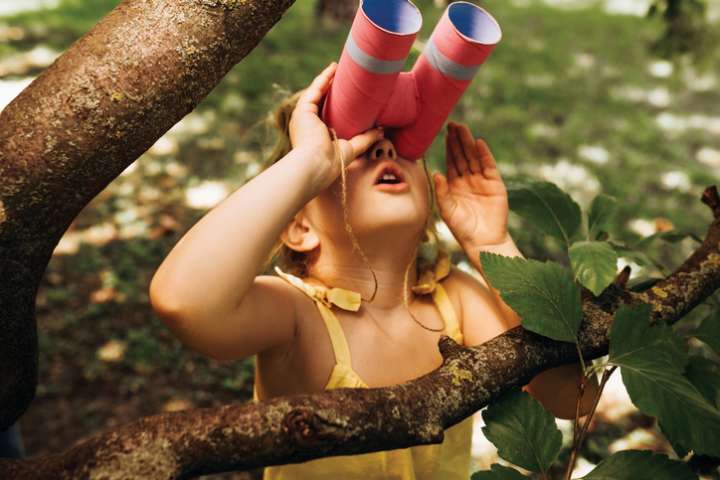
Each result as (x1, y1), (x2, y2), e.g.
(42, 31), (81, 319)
(274, 266), (355, 369)
(432, 282), (464, 345)
(412, 250), (464, 344)
(315, 302), (354, 369)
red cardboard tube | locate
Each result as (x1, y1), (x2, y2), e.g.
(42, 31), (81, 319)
(392, 2), (502, 160)
(320, 0), (422, 140)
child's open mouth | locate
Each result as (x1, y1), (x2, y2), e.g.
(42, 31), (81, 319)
(373, 162), (409, 192)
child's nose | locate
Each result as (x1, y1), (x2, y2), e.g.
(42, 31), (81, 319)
(368, 139), (397, 161)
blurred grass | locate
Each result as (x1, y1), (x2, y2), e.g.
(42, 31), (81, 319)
(2, 0), (720, 467)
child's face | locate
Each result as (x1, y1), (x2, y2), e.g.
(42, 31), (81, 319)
(305, 138), (430, 248)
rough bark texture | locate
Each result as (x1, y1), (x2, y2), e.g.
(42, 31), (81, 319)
(0, 0), (296, 431)
(0, 189), (718, 478)
(315, 0), (358, 23)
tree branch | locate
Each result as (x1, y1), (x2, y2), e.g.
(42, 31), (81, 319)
(1, 186), (718, 478)
(0, 0), (297, 431)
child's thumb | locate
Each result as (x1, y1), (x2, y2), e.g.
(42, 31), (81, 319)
(433, 172), (448, 199)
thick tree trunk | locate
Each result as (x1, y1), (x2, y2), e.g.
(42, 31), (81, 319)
(316, 0), (358, 23)
(0, 0), (297, 432)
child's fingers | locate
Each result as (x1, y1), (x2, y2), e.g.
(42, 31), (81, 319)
(433, 172), (449, 200)
(347, 127), (384, 159)
(433, 172), (457, 218)
(445, 128), (459, 181)
(456, 123), (483, 175)
(447, 123), (470, 176)
(297, 63), (337, 113)
(476, 138), (502, 180)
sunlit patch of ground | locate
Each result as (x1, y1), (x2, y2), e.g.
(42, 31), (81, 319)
(0, 0), (59, 16)
(0, 76), (33, 110)
(516, 0), (651, 15)
(0, 45), (58, 76)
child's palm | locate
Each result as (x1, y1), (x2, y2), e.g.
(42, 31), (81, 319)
(434, 122), (509, 247)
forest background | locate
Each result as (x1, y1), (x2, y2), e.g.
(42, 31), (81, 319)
(1, 0), (719, 477)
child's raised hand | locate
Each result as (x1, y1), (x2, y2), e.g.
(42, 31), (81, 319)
(289, 62), (384, 193)
(433, 121), (510, 249)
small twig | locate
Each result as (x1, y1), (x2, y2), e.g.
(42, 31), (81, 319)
(565, 383), (586, 480)
(564, 366), (617, 480)
(613, 265), (632, 288)
(701, 186), (720, 219)
(568, 374), (587, 460)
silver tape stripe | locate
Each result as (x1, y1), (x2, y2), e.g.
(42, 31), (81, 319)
(345, 33), (407, 74)
(423, 37), (480, 80)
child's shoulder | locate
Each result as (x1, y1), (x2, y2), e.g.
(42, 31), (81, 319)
(254, 271), (317, 313)
(439, 264), (517, 346)
(438, 263), (487, 306)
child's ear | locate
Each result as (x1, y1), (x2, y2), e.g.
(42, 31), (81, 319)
(281, 211), (320, 253)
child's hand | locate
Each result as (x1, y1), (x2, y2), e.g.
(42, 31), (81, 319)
(289, 62), (384, 194)
(433, 121), (510, 249)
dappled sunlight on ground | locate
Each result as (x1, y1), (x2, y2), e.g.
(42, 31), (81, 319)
(0, 0), (59, 16)
(697, 147), (720, 170)
(515, 0), (652, 16)
(536, 160), (601, 209)
(0, 76), (33, 111)
(184, 180), (231, 210)
(656, 112), (720, 135)
(0, 44), (58, 76)
(578, 145), (610, 165)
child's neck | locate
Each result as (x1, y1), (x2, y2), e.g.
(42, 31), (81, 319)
(308, 244), (420, 311)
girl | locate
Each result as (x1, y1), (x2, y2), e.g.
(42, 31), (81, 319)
(149, 62), (598, 479)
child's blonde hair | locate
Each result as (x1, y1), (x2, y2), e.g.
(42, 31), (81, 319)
(257, 87), (449, 319)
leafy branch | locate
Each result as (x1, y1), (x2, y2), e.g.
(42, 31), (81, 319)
(472, 182), (720, 479)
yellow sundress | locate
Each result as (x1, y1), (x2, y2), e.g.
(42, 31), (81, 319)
(253, 257), (473, 479)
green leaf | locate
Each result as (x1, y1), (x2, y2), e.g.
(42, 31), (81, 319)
(580, 450), (697, 479)
(609, 304), (720, 457)
(694, 310), (720, 354)
(507, 180), (582, 246)
(480, 252), (582, 343)
(471, 464), (529, 480)
(588, 194), (618, 240)
(569, 241), (618, 296)
(685, 355), (720, 409)
(481, 388), (562, 473)
(661, 354), (720, 458)
(658, 421), (690, 459)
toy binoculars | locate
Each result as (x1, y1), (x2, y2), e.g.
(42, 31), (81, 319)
(320, 0), (502, 161)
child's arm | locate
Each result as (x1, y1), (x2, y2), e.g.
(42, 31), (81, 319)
(435, 122), (600, 419)
(149, 62), (383, 361)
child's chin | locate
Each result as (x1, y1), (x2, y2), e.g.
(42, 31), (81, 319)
(359, 212), (425, 232)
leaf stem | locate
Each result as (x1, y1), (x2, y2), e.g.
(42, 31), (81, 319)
(574, 343), (587, 377)
(563, 366), (617, 480)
